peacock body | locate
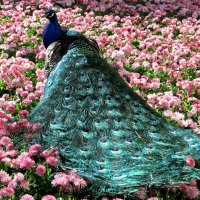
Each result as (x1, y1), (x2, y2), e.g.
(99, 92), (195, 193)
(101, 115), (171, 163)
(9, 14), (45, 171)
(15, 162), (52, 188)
(26, 10), (200, 198)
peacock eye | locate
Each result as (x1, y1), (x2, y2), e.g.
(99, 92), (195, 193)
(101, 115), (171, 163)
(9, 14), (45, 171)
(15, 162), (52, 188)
(82, 128), (89, 132)
(131, 154), (140, 159)
(145, 146), (153, 150)
(97, 158), (104, 162)
(132, 118), (138, 123)
(98, 85), (103, 89)
(111, 147), (119, 151)
(115, 118), (122, 122)
(106, 96), (112, 101)
(126, 138), (133, 143)
(95, 118), (101, 123)
(100, 138), (107, 143)
(114, 174), (122, 177)
(80, 147), (88, 152)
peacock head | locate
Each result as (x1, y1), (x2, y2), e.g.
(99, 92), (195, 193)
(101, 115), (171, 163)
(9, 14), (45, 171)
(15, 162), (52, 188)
(43, 9), (57, 21)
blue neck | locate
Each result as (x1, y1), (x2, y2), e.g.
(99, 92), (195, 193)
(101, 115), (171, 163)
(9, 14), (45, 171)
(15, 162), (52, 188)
(42, 16), (66, 49)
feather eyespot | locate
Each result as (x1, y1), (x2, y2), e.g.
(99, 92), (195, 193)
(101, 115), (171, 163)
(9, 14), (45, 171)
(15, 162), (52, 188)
(114, 118), (122, 122)
(184, 136), (193, 142)
(97, 85), (103, 89)
(106, 96), (112, 101)
(145, 146), (153, 150)
(125, 138), (133, 143)
(131, 154), (141, 159)
(111, 147), (119, 151)
(100, 138), (107, 143)
(80, 147), (88, 152)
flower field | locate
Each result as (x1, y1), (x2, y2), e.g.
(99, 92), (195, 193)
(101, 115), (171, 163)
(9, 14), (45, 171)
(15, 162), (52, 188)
(1, 0), (200, 199)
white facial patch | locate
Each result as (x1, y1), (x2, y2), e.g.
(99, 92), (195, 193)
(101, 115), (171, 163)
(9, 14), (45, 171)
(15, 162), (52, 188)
(49, 13), (55, 18)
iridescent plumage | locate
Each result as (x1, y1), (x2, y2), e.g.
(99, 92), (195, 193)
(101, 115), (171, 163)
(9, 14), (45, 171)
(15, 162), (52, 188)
(25, 10), (200, 198)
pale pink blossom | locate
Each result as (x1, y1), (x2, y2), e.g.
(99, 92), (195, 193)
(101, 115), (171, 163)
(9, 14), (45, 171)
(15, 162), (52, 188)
(20, 180), (30, 190)
(0, 136), (11, 146)
(13, 152), (35, 169)
(5, 104), (16, 112)
(41, 195), (56, 200)
(14, 172), (24, 182)
(20, 194), (34, 200)
(40, 148), (59, 158)
(0, 187), (14, 197)
(178, 184), (200, 199)
(147, 198), (159, 200)
(8, 180), (17, 189)
(46, 156), (58, 166)
(112, 198), (123, 200)
(35, 165), (46, 176)
(28, 144), (42, 156)
(0, 170), (12, 184)
(19, 110), (29, 117)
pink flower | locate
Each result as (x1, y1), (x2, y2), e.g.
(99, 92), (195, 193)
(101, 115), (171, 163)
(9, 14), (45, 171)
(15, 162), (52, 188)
(5, 104), (16, 113)
(36, 68), (46, 81)
(186, 156), (195, 167)
(20, 194), (34, 200)
(20, 91), (29, 98)
(186, 187), (200, 199)
(27, 93), (35, 100)
(1, 157), (11, 163)
(20, 180), (30, 190)
(19, 110), (29, 117)
(6, 144), (15, 151)
(13, 152), (35, 169)
(0, 136), (11, 146)
(35, 165), (46, 176)
(46, 156), (58, 166)
(28, 144), (42, 156)
(31, 123), (42, 131)
(0, 187), (14, 197)
(17, 119), (28, 127)
(51, 172), (70, 190)
(41, 195), (56, 200)
(14, 172), (24, 182)
(40, 148), (59, 158)
(190, 178), (197, 187)
(52, 172), (87, 192)
(135, 187), (147, 200)
(0, 170), (12, 184)
(8, 180), (17, 189)
(178, 184), (200, 199)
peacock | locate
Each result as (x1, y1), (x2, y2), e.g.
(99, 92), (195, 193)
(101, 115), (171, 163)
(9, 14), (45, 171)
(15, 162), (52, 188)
(24, 9), (200, 198)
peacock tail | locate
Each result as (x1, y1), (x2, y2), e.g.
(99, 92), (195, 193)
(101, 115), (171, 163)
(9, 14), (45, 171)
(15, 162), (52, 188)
(23, 30), (200, 198)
